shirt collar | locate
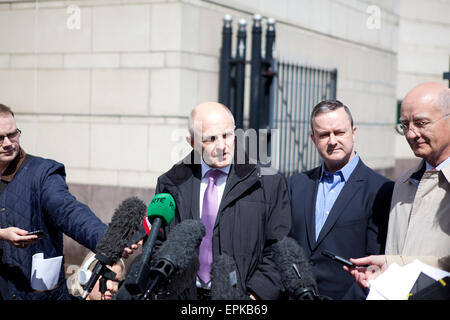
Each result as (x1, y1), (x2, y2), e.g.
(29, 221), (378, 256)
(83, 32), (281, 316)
(320, 152), (360, 182)
(201, 158), (231, 179)
(426, 156), (450, 171)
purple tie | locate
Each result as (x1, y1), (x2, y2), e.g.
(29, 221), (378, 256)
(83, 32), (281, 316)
(198, 169), (223, 284)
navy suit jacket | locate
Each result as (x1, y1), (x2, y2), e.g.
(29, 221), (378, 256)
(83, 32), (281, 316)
(288, 159), (394, 300)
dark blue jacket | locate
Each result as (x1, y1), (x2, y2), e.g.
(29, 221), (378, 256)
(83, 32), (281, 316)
(0, 154), (106, 300)
(288, 159), (394, 300)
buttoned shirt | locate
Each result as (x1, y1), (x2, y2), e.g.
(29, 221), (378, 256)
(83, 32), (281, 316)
(315, 152), (360, 240)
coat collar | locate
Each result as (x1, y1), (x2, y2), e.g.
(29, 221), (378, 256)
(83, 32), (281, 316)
(402, 158), (450, 185)
(1, 147), (26, 182)
(160, 147), (258, 220)
(164, 143), (256, 187)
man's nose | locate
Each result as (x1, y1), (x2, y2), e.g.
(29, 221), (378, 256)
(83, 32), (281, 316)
(2, 136), (13, 147)
(405, 126), (420, 139)
(215, 136), (226, 150)
(328, 133), (337, 145)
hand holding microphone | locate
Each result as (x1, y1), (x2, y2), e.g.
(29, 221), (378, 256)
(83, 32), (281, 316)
(81, 196), (147, 299)
(344, 255), (387, 289)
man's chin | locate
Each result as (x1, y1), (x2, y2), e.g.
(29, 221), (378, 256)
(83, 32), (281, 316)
(0, 152), (18, 163)
(323, 153), (346, 163)
(205, 157), (232, 168)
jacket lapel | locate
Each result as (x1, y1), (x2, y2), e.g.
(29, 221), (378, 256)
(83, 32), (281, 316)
(190, 165), (201, 220)
(306, 168), (321, 250)
(216, 162), (257, 227)
(314, 159), (365, 249)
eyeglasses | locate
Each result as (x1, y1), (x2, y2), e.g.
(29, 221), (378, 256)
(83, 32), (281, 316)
(395, 114), (449, 136)
(0, 128), (21, 146)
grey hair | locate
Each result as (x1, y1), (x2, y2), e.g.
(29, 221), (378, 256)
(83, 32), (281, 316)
(310, 100), (354, 133)
(437, 87), (450, 114)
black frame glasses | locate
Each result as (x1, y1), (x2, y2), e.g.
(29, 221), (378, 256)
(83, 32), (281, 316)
(0, 128), (21, 146)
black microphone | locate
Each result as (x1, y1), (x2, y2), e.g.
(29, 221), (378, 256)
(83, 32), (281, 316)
(210, 254), (250, 300)
(142, 219), (205, 299)
(114, 254), (144, 300)
(81, 196), (147, 299)
(272, 236), (321, 300)
(124, 193), (175, 295)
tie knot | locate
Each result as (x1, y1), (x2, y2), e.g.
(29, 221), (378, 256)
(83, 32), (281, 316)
(205, 169), (223, 182)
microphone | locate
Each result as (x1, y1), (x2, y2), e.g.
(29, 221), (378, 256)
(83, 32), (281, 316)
(142, 219), (205, 299)
(272, 237), (321, 300)
(114, 254), (144, 300)
(81, 197), (147, 299)
(210, 254), (250, 300)
(124, 193), (176, 295)
(125, 211), (155, 247)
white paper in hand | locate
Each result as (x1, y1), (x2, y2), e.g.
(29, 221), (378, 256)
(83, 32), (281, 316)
(367, 259), (450, 300)
(31, 252), (63, 291)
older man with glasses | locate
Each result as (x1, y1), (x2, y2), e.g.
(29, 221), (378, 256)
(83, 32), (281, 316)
(0, 104), (109, 300)
(346, 82), (450, 288)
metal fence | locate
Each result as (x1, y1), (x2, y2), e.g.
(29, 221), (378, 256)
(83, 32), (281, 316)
(270, 61), (337, 176)
(217, 15), (338, 177)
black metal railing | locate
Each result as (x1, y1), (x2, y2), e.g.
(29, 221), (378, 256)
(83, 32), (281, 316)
(271, 62), (337, 176)
(218, 14), (338, 176)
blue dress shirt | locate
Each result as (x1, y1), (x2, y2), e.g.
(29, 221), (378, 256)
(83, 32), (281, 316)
(315, 152), (360, 240)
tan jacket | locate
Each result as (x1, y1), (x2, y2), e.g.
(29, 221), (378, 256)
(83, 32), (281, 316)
(385, 159), (450, 271)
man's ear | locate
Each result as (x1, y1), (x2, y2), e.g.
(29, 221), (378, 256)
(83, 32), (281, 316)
(186, 135), (194, 149)
(310, 132), (317, 147)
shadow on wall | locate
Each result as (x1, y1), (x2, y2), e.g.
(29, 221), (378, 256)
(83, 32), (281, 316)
(63, 183), (155, 269)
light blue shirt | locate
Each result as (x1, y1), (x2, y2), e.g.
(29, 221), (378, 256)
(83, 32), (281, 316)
(315, 152), (360, 240)
(425, 156), (450, 171)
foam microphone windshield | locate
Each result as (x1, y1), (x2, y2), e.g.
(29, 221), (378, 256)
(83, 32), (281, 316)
(95, 196), (147, 266)
(81, 196), (147, 299)
(210, 254), (250, 300)
(272, 236), (319, 300)
(146, 219), (205, 298)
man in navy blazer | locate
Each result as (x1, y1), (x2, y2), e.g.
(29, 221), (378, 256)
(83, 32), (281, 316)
(288, 100), (394, 300)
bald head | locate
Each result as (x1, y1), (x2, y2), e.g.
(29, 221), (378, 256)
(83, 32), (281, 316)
(187, 102), (236, 168)
(402, 82), (450, 114)
(188, 102), (235, 136)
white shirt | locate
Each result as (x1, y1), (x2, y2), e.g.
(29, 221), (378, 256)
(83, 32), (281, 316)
(199, 159), (230, 218)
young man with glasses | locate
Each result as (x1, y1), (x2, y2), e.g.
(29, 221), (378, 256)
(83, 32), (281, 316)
(0, 104), (108, 300)
(347, 82), (450, 288)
